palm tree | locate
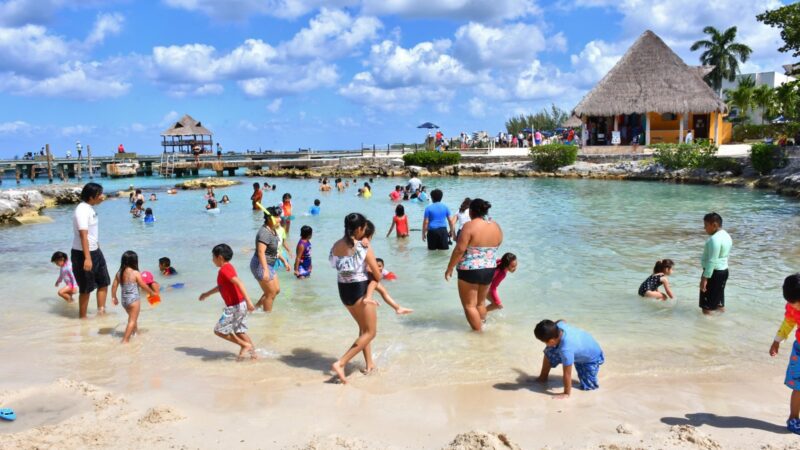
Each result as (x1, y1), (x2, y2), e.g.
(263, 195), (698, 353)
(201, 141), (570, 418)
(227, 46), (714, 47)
(723, 75), (755, 122)
(775, 81), (800, 120)
(690, 26), (753, 93)
(751, 84), (777, 124)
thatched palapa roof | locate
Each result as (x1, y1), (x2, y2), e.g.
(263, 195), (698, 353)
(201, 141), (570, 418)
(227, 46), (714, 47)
(572, 30), (726, 117)
(562, 115), (582, 127)
(161, 114), (213, 136)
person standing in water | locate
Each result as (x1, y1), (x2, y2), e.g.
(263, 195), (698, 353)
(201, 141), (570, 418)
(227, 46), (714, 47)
(445, 199), (502, 331)
(250, 182), (262, 211)
(72, 183), (110, 318)
(422, 189), (453, 250)
(329, 213), (382, 383)
(699, 212), (732, 314)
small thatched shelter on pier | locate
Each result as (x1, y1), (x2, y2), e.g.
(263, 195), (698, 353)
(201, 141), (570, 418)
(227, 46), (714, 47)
(161, 114), (214, 153)
(572, 30), (732, 146)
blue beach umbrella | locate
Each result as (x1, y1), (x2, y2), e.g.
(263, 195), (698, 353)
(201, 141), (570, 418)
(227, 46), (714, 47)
(417, 122), (439, 129)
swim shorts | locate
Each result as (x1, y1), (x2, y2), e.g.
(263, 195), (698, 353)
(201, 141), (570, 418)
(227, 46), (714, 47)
(71, 248), (111, 294)
(785, 341), (800, 391)
(214, 302), (248, 335)
(250, 255), (276, 281)
(699, 269), (728, 311)
(426, 227), (450, 250)
(457, 268), (495, 285)
(544, 347), (605, 391)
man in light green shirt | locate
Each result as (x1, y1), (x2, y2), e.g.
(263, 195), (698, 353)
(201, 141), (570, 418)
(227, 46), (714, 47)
(699, 212), (732, 314)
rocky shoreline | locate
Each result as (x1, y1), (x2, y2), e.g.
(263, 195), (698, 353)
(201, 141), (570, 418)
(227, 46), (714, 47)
(0, 184), (82, 224)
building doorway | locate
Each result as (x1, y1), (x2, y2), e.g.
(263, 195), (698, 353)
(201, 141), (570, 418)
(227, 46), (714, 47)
(693, 114), (709, 139)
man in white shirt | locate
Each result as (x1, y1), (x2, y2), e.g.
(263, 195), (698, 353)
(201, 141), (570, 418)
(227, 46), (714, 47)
(685, 130), (694, 144)
(407, 176), (422, 193)
(72, 182), (110, 318)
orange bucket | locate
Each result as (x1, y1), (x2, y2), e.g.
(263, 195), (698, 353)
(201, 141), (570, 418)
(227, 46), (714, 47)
(147, 294), (161, 306)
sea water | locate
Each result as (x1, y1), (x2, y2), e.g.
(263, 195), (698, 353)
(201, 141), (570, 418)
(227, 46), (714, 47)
(1, 175), (799, 395)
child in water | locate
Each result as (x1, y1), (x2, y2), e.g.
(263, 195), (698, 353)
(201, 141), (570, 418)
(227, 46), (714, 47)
(199, 244), (256, 360)
(769, 274), (800, 434)
(638, 259), (674, 300)
(51, 251), (76, 303)
(363, 221), (413, 315)
(159, 257), (177, 276)
(143, 207), (155, 223)
(294, 225), (313, 278)
(206, 198), (218, 211)
(281, 193), (294, 235)
(386, 204), (409, 238)
(131, 199), (144, 218)
(535, 319), (604, 397)
(485, 253), (517, 316)
(309, 199), (321, 216)
(111, 251), (157, 343)
(221, 195), (230, 204)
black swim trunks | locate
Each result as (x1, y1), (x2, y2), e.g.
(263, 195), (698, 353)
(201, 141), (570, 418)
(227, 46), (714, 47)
(71, 248), (111, 294)
(699, 269), (729, 310)
(338, 281), (370, 306)
(426, 227), (450, 251)
(457, 268), (495, 285)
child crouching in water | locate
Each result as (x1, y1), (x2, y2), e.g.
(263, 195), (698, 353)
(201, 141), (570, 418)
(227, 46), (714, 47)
(638, 259), (675, 300)
(111, 251), (157, 343)
(199, 244), (257, 360)
(535, 319), (604, 398)
(485, 252), (517, 316)
(294, 225), (313, 278)
(769, 273), (800, 434)
(51, 251), (76, 303)
(363, 221), (413, 315)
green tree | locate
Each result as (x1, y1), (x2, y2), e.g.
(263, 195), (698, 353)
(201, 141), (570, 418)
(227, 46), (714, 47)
(690, 26), (753, 92)
(775, 80), (800, 119)
(504, 104), (569, 135)
(757, 3), (800, 58)
(723, 75), (755, 121)
(751, 84), (777, 124)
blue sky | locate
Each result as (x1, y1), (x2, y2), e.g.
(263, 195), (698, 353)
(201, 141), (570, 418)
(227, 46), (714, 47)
(0, 0), (792, 157)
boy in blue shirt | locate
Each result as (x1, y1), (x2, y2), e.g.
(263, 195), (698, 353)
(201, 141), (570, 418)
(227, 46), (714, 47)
(309, 199), (321, 216)
(534, 319), (604, 398)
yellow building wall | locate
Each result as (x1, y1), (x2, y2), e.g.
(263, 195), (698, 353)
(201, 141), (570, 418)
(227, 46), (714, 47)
(647, 112), (732, 144)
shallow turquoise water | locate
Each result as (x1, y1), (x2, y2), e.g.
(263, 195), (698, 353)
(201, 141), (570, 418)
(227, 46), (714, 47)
(1, 174), (799, 393)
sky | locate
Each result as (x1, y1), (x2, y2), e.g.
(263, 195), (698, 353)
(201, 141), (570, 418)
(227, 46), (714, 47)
(0, 0), (793, 157)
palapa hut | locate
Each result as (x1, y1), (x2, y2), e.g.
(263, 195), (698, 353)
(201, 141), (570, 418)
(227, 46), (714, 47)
(160, 114), (214, 154)
(572, 30), (732, 147)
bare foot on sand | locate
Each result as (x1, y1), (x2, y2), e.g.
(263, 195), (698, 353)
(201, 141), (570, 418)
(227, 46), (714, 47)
(395, 307), (413, 315)
(360, 366), (376, 375)
(237, 343), (253, 361)
(331, 361), (347, 384)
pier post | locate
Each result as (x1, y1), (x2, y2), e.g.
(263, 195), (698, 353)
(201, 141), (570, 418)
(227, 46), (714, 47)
(387, 144), (390, 155)
(76, 160), (82, 180)
(45, 144), (53, 183)
(227, 168), (236, 176)
(15, 166), (20, 184)
(372, 144), (376, 157)
(29, 164), (35, 182)
(87, 145), (94, 179)
(191, 168), (199, 176)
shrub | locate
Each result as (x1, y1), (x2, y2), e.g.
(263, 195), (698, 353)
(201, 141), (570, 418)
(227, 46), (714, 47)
(732, 123), (800, 142)
(750, 143), (786, 175)
(530, 144), (578, 172)
(402, 151), (461, 167)
(651, 143), (717, 170)
(703, 157), (744, 175)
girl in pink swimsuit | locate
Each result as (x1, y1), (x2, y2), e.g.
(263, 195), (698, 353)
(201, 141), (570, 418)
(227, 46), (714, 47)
(485, 253), (517, 317)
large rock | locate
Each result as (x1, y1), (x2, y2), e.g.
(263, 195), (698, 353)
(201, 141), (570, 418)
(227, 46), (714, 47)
(176, 177), (241, 190)
(0, 198), (18, 222)
(34, 185), (82, 204)
(0, 189), (45, 209)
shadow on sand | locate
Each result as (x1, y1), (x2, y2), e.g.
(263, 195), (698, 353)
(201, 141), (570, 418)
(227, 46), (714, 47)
(175, 346), (236, 361)
(278, 348), (337, 375)
(492, 368), (551, 394)
(661, 413), (787, 434)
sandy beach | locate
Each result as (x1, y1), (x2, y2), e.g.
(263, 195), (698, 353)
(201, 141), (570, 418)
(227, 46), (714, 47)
(2, 366), (799, 449)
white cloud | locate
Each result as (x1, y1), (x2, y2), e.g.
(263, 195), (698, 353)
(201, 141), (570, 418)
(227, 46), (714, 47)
(160, 110), (180, 126)
(266, 98), (282, 112)
(0, 25), (72, 76)
(0, 61), (130, 99)
(569, 39), (624, 87)
(336, 116), (358, 127)
(467, 97), (485, 117)
(130, 122), (147, 133)
(85, 12), (124, 46)
(279, 8), (381, 60)
(238, 62), (338, 96)
(151, 43), (218, 83)
(238, 119), (258, 131)
(361, 0), (538, 22)
(368, 39), (483, 88)
(339, 71), (454, 112)
(163, 0), (358, 21)
(61, 124), (94, 136)
(194, 83), (223, 95)
(0, 120), (33, 134)
(453, 22), (547, 70)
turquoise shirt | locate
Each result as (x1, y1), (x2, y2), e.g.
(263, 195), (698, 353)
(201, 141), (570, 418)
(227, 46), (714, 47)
(701, 229), (732, 278)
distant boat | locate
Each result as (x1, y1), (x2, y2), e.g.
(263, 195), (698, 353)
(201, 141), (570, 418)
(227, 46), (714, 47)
(108, 160), (140, 178)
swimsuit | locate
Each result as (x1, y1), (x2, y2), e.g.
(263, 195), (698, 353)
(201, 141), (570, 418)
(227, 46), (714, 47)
(120, 280), (140, 308)
(488, 262), (507, 306)
(457, 246), (498, 285)
(638, 274), (662, 296)
(393, 215), (409, 236)
(57, 262), (77, 290)
(296, 239), (312, 277)
(329, 242), (369, 306)
(282, 202), (294, 221)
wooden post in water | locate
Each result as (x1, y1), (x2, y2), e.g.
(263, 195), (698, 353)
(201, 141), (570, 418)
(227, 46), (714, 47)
(76, 158), (82, 180)
(87, 145), (94, 179)
(15, 166), (20, 184)
(29, 164), (35, 182)
(45, 144), (53, 183)
(372, 144), (376, 157)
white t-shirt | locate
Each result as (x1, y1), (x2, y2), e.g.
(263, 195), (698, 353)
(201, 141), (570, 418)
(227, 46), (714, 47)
(456, 211), (471, 231)
(73, 202), (99, 251)
(407, 177), (421, 192)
